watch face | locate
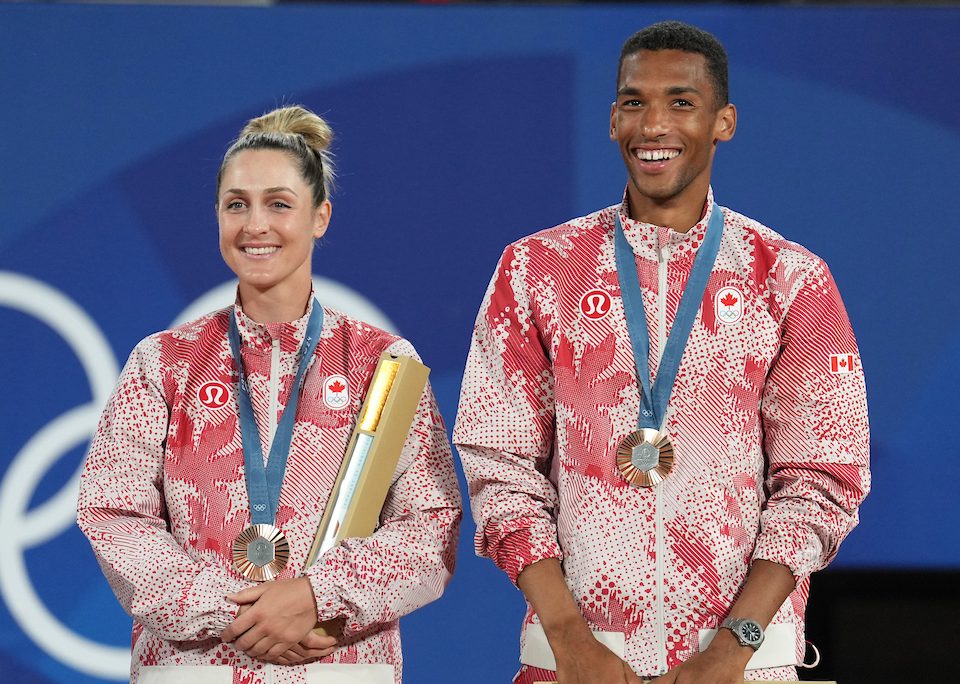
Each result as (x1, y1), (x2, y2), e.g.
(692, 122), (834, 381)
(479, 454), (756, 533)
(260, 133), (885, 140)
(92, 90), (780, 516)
(739, 621), (762, 645)
(721, 617), (764, 650)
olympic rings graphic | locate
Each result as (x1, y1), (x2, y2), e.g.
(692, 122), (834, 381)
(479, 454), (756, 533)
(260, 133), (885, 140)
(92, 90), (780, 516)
(0, 271), (395, 680)
(0, 271), (126, 678)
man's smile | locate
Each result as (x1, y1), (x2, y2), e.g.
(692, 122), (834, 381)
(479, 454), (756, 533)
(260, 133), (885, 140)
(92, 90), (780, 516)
(633, 148), (681, 162)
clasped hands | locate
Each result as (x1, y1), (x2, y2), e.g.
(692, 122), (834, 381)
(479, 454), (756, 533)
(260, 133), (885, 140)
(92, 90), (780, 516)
(221, 576), (338, 665)
(554, 629), (748, 684)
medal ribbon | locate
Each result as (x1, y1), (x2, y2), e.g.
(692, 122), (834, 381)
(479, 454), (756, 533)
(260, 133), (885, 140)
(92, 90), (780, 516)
(614, 206), (724, 430)
(228, 300), (323, 525)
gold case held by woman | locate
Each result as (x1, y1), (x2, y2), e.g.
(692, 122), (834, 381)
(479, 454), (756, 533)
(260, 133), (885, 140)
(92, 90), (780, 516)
(306, 352), (430, 636)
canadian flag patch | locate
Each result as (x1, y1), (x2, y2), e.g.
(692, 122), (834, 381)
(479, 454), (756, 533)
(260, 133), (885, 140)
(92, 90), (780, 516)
(829, 354), (857, 375)
(715, 286), (743, 324)
(323, 374), (350, 409)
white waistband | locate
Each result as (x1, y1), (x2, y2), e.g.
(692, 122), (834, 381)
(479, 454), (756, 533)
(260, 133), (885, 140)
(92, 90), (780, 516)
(520, 622), (625, 671)
(138, 663), (395, 684)
(520, 621), (797, 672)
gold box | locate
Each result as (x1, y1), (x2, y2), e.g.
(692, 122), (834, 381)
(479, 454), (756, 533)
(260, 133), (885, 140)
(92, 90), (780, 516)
(306, 352), (430, 636)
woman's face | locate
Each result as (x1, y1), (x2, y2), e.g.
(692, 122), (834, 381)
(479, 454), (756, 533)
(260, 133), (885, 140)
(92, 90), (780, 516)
(218, 148), (330, 295)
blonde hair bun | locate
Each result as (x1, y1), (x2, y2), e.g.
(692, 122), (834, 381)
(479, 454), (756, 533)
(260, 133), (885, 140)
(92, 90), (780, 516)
(218, 104), (336, 205)
(241, 105), (334, 155)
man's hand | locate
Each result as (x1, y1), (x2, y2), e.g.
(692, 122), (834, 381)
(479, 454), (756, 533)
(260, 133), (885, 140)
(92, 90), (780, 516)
(653, 559), (797, 683)
(221, 576), (321, 662)
(553, 627), (643, 683)
(517, 559), (642, 683)
(649, 628), (750, 684)
(653, 560), (797, 684)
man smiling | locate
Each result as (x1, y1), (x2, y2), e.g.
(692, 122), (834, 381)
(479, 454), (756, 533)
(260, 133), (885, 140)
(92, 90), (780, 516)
(454, 21), (869, 683)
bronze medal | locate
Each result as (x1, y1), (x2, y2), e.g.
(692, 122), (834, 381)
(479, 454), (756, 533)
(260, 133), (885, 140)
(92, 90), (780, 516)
(616, 428), (674, 487)
(232, 524), (290, 581)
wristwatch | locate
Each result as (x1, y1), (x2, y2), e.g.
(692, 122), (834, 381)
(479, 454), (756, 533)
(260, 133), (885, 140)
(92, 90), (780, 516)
(720, 617), (764, 651)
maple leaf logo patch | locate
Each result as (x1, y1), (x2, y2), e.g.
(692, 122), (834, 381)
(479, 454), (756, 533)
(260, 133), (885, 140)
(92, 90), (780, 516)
(323, 374), (350, 409)
(715, 286), (744, 324)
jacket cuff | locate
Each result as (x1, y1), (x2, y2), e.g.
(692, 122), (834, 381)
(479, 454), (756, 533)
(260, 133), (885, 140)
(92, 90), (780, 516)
(751, 526), (825, 582)
(190, 567), (248, 637)
(485, 524), (562, 585)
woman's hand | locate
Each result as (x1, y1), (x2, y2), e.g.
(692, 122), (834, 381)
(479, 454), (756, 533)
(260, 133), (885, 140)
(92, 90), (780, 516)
(272, 631), (339, 665)
(221, 576), (321, 661)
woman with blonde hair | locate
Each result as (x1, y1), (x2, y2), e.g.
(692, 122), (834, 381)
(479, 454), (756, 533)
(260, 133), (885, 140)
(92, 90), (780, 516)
(78, 105), (461, 684)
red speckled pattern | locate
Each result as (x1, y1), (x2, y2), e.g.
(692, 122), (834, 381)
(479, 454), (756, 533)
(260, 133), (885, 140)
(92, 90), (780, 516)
(78, 299), (461, 683)
(454, 190), (869, 680)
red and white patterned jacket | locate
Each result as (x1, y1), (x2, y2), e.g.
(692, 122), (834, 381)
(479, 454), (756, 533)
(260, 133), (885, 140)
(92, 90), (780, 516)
(78, 300), (461, 684)
(453, 191), (869, 681)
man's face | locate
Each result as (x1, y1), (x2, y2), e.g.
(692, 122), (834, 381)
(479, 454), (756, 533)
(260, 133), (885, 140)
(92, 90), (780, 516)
(610, 49), (735, 219)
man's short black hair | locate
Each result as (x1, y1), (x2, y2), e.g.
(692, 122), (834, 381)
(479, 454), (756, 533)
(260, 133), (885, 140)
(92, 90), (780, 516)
(618, 21), (729, 108)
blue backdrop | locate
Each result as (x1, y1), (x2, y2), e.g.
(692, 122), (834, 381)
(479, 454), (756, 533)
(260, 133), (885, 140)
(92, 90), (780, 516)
(2, 4), (958, 682)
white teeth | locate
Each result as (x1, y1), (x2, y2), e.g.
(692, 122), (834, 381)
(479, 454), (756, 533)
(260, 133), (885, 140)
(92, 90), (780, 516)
(244, 246), (279, 255)
(636, 149), (680, 161)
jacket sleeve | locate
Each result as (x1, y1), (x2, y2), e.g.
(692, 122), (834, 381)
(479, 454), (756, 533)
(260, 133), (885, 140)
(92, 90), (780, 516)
(452, 243), (562, 585)
(76, 338), (246, 641)
(305, 338), (462, 636)
(752, 256), (871, 580)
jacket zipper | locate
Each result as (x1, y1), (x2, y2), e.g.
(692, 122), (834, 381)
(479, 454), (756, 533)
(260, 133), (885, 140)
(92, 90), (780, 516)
(264, 341), (281, 684)
(655, 243), (669, 675)
(267, 337), (280, 455)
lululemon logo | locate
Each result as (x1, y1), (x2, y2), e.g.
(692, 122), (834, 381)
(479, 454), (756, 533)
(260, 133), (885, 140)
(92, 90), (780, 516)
(580, 289), (612, 320)
(198, 381), (231, 409)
